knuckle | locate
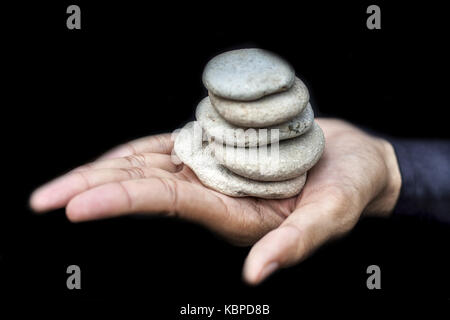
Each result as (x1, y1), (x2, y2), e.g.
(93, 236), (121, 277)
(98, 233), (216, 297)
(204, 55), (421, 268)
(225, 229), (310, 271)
(157, 178), (180, 216)
(154, 134), (172, 153)
(117, 181), (134, 210)
(74, 171), (91, 189)
(124, 154), (147, 167)
(281, 223), (312, 265)
(120, 167), (146, 179)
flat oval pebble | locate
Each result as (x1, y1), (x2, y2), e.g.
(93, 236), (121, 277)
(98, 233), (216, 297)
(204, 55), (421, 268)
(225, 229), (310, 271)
(202, 48), (295, 101)
(212, 122), (325, 182)
(174, 122), (307, 199)
(196, 97), (314, 147)
(209, 77), (309, 127)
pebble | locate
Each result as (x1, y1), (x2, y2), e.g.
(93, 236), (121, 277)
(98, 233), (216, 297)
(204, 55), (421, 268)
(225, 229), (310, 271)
(174, 122), (307, 199)
(202, 48), (295, 101)
(209, 77), (309, 127)
(211, 122), (325, 182)
(196, 97), (314, 147)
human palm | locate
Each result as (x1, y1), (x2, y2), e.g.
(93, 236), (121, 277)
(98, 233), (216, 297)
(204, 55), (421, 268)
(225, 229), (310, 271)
(30, 118), (401, 284)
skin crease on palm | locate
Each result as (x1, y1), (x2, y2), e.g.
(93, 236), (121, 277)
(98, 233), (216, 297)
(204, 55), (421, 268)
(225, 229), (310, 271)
(29, 118), (402, 285)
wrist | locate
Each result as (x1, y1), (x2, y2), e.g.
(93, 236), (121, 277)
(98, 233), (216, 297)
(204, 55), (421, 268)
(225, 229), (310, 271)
(366, 139), (402, 217)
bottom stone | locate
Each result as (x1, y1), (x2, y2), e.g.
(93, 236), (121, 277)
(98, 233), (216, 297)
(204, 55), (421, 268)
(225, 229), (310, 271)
(174, 121), (307, 199)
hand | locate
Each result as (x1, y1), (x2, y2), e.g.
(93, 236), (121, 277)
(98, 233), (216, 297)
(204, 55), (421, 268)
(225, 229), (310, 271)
(30, 118), (401, 285)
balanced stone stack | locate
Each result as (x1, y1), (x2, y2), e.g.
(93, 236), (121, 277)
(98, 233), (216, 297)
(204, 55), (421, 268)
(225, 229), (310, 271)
(174, 49), (325, 199)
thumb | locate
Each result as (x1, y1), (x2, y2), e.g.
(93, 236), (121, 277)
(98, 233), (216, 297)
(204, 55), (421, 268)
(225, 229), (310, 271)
(243, 200), (355, 285)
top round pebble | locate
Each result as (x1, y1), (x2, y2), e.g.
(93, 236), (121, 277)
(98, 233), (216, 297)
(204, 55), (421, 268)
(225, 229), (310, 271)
(202, 48), (295, 101)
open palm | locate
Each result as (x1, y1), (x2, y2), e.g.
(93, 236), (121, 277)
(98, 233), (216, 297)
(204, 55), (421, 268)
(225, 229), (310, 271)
(30, 118), (401, 284)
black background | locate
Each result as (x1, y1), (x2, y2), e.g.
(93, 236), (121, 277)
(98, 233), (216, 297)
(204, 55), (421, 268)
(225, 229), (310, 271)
(2, 0), (450, 313)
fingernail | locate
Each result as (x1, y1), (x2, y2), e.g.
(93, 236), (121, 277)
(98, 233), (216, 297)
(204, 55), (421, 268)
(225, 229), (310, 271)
(258, 262), (279, 283)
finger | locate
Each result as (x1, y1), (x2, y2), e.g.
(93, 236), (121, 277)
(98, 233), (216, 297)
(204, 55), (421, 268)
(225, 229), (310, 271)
(243, 199), (356, 285)
(30, 167), (174, 213)
(74, 153), (181, 173)
(65, 178), (230, 229)
(97, 133), (174, 160)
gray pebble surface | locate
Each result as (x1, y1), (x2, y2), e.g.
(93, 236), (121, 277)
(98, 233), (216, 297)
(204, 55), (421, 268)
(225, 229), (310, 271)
(196, 96), (314, 147)
(212, 122), (325, 182)
(202, 48), (295, 101)
(174, 122), (307, 199)
(209, 77), (309, 127)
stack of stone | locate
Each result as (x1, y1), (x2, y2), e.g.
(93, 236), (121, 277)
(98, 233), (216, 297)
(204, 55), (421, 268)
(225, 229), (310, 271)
(174, 49), (325, 199)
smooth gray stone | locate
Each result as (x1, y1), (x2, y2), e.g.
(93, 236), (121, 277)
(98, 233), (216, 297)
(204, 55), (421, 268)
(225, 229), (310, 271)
(174, 122), (307, 199)
(212, 122), (325, 182)
(202, 48), (295, 101)
(209, 77), (309, 127)
(196, 97), (314, 147)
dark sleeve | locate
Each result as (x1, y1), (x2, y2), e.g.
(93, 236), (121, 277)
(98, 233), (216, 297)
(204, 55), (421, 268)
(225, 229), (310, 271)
(387, 139), (450, 224)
